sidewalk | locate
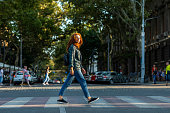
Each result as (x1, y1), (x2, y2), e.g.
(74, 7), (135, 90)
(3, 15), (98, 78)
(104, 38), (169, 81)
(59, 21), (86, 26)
(109, 81), (169, 86)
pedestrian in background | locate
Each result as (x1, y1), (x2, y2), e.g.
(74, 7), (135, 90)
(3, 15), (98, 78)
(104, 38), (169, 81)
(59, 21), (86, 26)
(9, 69), (16, 86)
(43, 66), (51, 85)
(166, 62), (170, 86)
(0, 67), (4, 85)
(21, 66), (31, 87)
(9, 69), (14, 86)
(161, 69), (166, 81)
(152, 65), (157, 84)
(57, 33), (99, 104)
(158, 68), (162, 81)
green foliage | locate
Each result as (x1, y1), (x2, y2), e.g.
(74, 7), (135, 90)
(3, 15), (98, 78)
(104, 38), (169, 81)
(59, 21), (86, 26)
(0, 0), (152, 72)
(60, 0), (151, 70)
(0, 0), (64, 70)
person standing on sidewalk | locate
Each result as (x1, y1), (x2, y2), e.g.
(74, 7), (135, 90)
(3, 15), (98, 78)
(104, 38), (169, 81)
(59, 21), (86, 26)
(9, 69), (15, 86)
(0, 67), (4, 85)
(57, 33), (99, 104)
(43, 66), (51, 85)
(158, 68), (162, 81)
(21, 66), (31, 87)
(166, 62), (170, 86)
(152, 65), (157, 84)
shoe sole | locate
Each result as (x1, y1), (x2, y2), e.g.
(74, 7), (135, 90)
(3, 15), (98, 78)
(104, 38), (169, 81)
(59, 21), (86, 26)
(88, 97), (99, 104)
(57, 101), (69, 104)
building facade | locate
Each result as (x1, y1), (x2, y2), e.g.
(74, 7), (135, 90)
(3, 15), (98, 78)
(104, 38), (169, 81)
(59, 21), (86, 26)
(145, 0), (170, 79)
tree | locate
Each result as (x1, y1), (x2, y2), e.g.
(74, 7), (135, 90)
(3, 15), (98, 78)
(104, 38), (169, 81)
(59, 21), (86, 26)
(0, 0), (64, 70)
(60, 0), (151, 73)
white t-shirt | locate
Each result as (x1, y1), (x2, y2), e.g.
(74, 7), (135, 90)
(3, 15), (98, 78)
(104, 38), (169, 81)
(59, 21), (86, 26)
(46, 70), (49, 76)
(23, 69), (29, 77)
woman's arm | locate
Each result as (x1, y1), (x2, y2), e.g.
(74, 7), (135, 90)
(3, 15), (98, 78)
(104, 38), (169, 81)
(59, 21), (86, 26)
(70, 67), (74, 75)
(69, 45), (76, 70)
(81, 68), (86, 75)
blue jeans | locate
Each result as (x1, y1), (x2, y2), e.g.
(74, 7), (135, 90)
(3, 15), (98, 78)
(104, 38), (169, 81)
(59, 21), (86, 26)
(43, 74), (49, 83)
(0, 76), (3, 83)
(58, 70), (90, 98)
(153, 75), (156, 83)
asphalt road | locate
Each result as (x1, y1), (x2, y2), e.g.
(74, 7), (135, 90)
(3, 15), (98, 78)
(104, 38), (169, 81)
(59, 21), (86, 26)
(0, 82), (170, 113)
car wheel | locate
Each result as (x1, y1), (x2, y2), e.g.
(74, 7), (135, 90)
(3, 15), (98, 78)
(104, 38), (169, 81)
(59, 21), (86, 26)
(109, 79), (114, 85)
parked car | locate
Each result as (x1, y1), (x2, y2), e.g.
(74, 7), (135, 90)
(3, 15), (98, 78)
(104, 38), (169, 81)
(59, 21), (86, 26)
(95, 71), (117, 83)
(109, 73), (127, 84)
(13, 71), (35, 85)
(88, 71), (103, 82)
(29, 71), (38, 83)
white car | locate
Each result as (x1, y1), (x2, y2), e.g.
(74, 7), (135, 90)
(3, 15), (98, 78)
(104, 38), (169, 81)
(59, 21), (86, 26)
(13, 71), (34, 85)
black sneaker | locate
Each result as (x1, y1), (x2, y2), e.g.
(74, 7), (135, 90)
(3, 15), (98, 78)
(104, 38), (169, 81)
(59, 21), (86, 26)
(57, 99), (68, 104)
(88, 97), (99, 104)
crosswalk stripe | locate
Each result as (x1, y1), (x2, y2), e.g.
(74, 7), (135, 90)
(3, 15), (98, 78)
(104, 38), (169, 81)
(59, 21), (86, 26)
(116, 96), (161, 108)
(90, 98), (114, 108)
(59, 107), (66, 113)
(148, 96), (170, 103)
(45, 97), (68, 108)
(0, 97), (33, 108)
(1, 96), (170, 108)
(45, 97), (58, 108)
(44, 97), (67, 113)
(24, 97), (49, 107)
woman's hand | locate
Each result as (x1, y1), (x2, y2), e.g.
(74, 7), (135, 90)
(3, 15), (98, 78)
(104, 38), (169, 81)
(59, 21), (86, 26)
(81, 68), (86, 75)
(70, 67), (74, 75)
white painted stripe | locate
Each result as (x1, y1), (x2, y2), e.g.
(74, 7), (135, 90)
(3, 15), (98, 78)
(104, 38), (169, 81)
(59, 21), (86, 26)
(148, 96), (170, 103)
(45, 97), (68, 108)
(0, 97), (33, 108)
(90, 98), (113, 108)
(45, 97), (67, 113)
(45, 97), (58, 108)
(59, 107), (66, 113)
(116, 96), (161, 108)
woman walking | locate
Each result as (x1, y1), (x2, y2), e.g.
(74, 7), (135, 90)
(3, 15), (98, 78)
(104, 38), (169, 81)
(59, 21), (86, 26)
(21, 66), (31, 87)
(57, 33), (99, 104)
(43, 66), (51, 85)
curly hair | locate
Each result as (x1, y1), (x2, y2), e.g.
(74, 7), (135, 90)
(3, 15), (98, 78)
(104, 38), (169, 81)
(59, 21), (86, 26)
(66, 33), (83, 52)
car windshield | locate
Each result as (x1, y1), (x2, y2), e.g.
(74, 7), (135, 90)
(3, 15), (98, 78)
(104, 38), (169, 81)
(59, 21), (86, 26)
(96, 73), (102, 75)
(16, 71), (23, 75)
(103, 73), (110, 76)
(111, 73), (116, 76)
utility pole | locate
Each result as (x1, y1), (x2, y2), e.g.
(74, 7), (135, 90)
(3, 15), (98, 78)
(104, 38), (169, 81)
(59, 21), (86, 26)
(141, 0), (145, 83)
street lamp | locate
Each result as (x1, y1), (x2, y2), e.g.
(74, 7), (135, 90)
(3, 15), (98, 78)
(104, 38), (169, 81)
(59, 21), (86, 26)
(141, 0), (145, 83)
(132, 0), (145, 83)
(20, 36), (22, 68)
